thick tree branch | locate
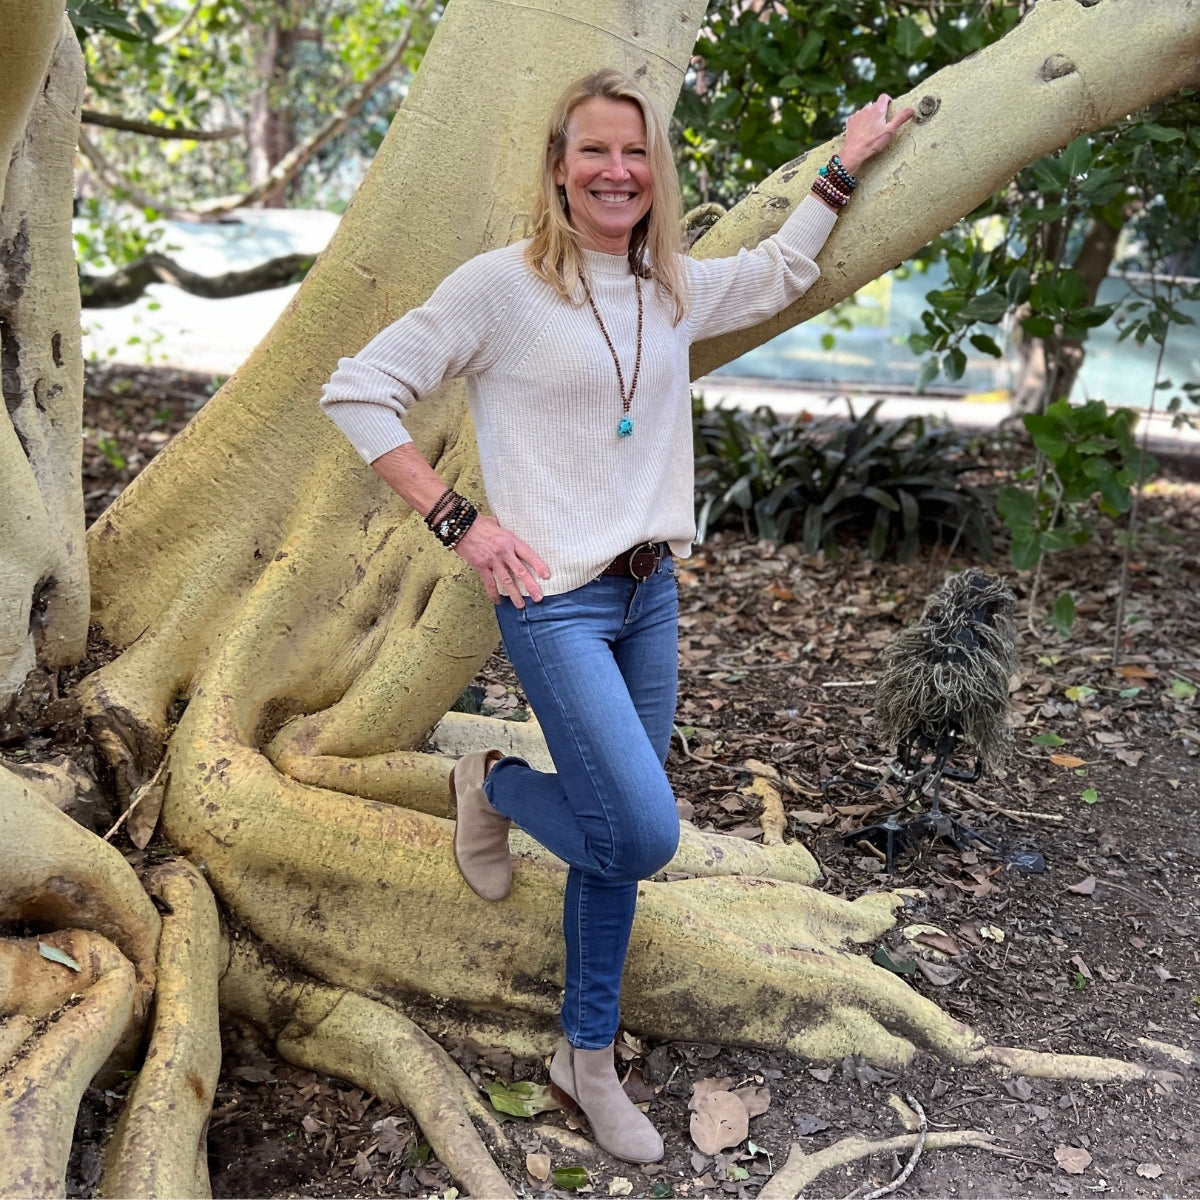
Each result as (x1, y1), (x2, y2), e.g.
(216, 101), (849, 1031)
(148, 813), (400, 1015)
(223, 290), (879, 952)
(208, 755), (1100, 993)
(81, 109), (244, 141)
(80, 251), (315, 307)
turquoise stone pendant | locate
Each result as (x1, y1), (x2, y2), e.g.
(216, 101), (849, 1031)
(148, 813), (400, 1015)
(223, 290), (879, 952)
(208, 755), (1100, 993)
(617, 417), (634, 438)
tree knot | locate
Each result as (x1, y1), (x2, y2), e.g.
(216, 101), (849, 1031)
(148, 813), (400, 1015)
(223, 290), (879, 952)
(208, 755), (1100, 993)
(914, 95), (940, 124)
(1041, 55), (1078, 82)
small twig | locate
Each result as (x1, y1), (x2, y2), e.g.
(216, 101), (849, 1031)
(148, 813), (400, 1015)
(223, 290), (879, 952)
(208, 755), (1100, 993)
(102, 756), (168, 842)
(673, 728), (748, 774)
(953, 787), (1065, 823)
(821, 679), (877, 689)
(857, 1094), (928, 1200)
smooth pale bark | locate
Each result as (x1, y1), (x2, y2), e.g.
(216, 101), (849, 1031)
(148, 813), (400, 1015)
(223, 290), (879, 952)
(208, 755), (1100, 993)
(99, 861), (222, 1200)
(0, 18), (87, 703)
(0, 1), (62, 205)
(691, 0), (1200, 378)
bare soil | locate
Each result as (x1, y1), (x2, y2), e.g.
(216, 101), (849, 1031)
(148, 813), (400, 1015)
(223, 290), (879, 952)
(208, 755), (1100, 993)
(18, 366), (1200, 1198)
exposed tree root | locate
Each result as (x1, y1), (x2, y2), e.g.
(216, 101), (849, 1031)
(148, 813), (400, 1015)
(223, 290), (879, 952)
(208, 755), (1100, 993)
(0, 929), (130, 1024)
(0, 773), (159, 1089)
(0, 775), (160, 1003)
(99, 859), (222, 1200)
(759, 1129), (1011, 1200)
(985, 1044), (1183, 1086)
(221, 938), (517, 1198)
(0, 946), (136, 1199)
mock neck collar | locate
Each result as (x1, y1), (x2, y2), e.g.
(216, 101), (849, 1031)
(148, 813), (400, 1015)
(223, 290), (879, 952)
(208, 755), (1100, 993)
(580, 246), (635, 278)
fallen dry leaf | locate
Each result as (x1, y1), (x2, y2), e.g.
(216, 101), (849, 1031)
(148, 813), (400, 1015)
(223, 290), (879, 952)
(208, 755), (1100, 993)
(1070, 954), (1093, 981)
(608, 1177), (634, 1196)
(732, 1086), (771, 1118)
(915, 958), (962, 986)
(689, 1089), (749, 1155)
(1136, 1163), (1164, 1179)
(1055, 1145), (1092, 1174)
(126, 767), (170, 850)
(526, 1152), (551, 1182)
(1119, 664), (1157, 679)
(808, 1067), (834, 1083)
(908, 927), (962, 958)
(688, 1077), (734, 1108)
(1114, 748), (1145, 767)
(351, 1151), (373, 1182)
(1050, 753), (1087, 768)
(1067, 875), (1097, 895)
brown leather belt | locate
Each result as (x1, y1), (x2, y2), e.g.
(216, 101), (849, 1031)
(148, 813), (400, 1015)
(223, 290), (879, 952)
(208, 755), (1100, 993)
(601, 542), (669, 581)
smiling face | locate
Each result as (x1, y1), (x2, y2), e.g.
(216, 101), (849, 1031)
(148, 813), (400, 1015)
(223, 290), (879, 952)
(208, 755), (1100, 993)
(554, 97), (654, 255)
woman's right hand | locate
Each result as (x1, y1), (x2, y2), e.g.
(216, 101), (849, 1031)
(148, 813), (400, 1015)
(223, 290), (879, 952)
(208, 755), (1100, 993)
(455, 514), (551, 607)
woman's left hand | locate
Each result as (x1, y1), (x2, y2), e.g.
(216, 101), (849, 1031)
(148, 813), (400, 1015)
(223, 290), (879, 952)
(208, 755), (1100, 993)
(839, 94), (916, 175)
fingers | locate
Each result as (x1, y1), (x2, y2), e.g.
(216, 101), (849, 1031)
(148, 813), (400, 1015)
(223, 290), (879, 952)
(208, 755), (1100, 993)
(455, 516), (551, 608)
(886, 105), (917, 133)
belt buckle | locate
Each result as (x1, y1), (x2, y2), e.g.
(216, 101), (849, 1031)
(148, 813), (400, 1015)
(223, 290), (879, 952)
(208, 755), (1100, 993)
(627, 542), (660, 582)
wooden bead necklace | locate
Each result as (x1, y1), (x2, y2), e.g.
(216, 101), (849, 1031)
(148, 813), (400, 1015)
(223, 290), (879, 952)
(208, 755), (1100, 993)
(582, 273), (643, 438)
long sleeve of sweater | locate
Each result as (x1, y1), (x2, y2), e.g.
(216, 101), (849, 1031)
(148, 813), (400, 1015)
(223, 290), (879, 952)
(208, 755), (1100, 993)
(319, 250), (514, 463)
(685, 194), (837, 343)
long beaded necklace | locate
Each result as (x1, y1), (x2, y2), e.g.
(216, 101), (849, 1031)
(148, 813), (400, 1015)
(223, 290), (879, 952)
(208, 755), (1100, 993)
(582, 273), (643, 439)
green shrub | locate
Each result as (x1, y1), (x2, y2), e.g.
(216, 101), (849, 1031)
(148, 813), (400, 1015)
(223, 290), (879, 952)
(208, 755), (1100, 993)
(693, 397), (991, 561)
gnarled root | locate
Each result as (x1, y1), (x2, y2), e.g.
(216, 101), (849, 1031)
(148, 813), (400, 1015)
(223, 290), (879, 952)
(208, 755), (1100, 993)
(0, 770), (160, 1002)
(221, 938), (517, 1198)
(99, 859), (222, 1200)
(0, 942), (136, 1199)
(759, 1130), (1011, 1200)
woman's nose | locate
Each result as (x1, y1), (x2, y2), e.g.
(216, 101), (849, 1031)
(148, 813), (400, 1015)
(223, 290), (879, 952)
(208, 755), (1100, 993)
(604, 155), (631, 180)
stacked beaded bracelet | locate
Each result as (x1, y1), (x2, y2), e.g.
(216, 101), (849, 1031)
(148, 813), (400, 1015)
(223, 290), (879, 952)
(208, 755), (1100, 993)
(425, 489), (478, 549)
(811, 153), (858, 209)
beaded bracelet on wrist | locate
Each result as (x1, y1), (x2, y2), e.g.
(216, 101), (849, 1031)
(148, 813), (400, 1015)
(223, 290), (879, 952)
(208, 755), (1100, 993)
(811, 175), (850, 208)
(828, 154), (858, 190)
(425, 491), (478, 549)
(425, 487), (456, 526)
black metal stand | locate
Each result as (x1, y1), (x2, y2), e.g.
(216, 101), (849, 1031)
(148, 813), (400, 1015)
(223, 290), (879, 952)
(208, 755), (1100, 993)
(841, 724), (1000, 873)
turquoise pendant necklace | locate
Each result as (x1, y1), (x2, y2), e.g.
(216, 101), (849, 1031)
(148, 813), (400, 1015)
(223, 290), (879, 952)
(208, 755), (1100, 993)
(583, 273), (643, 439)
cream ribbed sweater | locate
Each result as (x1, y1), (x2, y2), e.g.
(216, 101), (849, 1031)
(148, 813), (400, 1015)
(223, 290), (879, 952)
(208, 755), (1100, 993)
(321, 194), (838, 595)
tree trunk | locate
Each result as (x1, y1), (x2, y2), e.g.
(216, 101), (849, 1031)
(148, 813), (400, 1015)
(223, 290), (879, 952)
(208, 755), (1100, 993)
(0, 12), (87, 705)
(1009, 214), (1124, 413)
(247, 2), (300, 208)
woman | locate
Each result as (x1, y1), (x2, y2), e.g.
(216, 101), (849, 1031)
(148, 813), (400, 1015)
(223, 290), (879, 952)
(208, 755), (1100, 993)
(321, 70), (913, 1163)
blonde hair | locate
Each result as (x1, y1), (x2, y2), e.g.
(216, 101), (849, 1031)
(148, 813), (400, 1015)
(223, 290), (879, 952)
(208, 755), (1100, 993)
(526, 70), (688, 324)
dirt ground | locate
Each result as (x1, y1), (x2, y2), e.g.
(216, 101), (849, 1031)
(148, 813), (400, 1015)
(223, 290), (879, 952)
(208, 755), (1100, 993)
(18, 365), (1200, 1198)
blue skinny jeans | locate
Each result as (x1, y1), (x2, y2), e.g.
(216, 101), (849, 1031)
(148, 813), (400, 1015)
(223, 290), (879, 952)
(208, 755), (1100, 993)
(485, 559), (681, 1049)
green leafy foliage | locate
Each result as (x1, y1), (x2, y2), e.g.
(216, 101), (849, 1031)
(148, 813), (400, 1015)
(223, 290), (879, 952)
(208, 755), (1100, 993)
(693, 397), (990, 561)
(76, 1), (438, 215)
(677, 1), (1020, 209)
(996, 399), (1156, 587)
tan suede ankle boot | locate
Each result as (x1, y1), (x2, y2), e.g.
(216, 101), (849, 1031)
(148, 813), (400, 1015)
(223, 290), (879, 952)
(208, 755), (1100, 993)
(549, 1038), (664, 1163)
(449, 750), (510, 901)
